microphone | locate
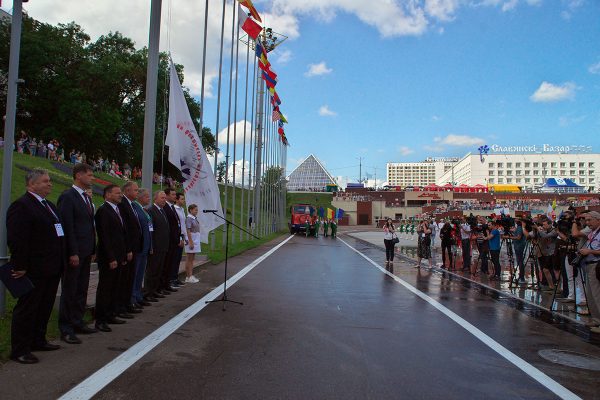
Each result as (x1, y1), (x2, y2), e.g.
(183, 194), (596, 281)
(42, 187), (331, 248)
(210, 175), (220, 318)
(203, 209), (219, 213)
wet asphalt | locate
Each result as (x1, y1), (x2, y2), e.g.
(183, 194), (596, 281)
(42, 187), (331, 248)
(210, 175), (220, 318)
(88, 233), (600, 400)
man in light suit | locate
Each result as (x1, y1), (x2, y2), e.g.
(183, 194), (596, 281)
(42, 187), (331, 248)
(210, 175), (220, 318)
(6, 169), (65, 364)
(131, 188), (152, 307)
(145, 191), (170, 301)
(94, 185), (132, 332)
(57, 163), (97, 344)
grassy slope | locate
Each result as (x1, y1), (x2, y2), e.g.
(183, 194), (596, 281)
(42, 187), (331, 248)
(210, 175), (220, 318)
(0, 150), (286, 360)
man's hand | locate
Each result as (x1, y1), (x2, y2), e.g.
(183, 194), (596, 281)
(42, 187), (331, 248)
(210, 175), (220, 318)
(91, 254), (96, 263)
(579, 248), (593, 256)
(109, 260), (118, 270)
(69, 255), (80, 268)
(11, 269), (26, 279)
(178, 240), (184, 248)
(127, 252), (133, 262)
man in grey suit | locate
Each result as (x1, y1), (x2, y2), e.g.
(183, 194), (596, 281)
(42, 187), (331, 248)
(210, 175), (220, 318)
(145, 191), (170, 301)
(57, 163), (97, 344)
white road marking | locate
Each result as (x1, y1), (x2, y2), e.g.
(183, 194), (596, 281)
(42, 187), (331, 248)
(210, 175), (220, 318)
(59, 235), (295, 400)
(339, 238), (582, 400)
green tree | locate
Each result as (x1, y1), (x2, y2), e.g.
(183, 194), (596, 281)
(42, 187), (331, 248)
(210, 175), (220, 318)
(216, 160), (227, 183)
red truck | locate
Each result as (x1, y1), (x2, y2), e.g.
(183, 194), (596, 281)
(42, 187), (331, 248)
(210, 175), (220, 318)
(289, 204), (315, 235)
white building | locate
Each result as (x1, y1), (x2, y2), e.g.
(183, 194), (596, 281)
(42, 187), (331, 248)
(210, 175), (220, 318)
(387, 157), (458, 187)
(435, 147), (600, 192)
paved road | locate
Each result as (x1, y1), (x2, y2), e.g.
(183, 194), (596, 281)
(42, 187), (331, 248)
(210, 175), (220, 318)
(79, 233), (599, 399)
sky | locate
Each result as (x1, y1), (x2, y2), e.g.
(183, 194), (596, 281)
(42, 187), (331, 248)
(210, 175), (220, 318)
(2, 0), (600, 187)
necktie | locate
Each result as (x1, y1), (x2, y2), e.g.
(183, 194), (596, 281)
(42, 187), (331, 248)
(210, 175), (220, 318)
(159, 207), (168, 223)
(114, 205), (123, 225)
(84, 193), (93, 215)
(130, 201), (141, 228)
(41, 199), (59, 221)
(171, 205), (181, 228)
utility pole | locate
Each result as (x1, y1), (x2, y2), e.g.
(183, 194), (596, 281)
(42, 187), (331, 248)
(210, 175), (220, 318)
(141, 0), (162, 192)
(0, 0), (26, 316)
(357, 157), (363, 184)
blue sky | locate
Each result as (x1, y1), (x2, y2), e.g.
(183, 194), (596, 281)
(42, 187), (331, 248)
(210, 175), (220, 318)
(3, 0), (600, 185)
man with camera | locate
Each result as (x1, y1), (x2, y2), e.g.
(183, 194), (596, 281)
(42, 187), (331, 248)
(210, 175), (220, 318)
(536, 217), (559, 292)
(505, 217), (527, 284)
(460, 217), (472, 272)
(575, 211), (600, 332)
(564, 213), (593, 305)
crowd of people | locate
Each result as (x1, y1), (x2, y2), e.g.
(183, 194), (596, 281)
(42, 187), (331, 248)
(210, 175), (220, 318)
(384, 210), (600, 332)
(13, 132), (66, 162)
(5, 164), (202, 364)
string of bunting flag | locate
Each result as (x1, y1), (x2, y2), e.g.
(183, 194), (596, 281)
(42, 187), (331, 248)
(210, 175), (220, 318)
(238, 0), (290, 146)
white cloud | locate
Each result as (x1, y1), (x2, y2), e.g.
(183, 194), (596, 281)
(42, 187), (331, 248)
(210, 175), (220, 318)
(431, 115), (441, 121)
(530, 81), (577, 102)
(305, 61), (333, 77)
(424, 145), (444, 152)
(259, 11), (301, 40)
(398, 146), (415, 156)
(435, 134), (485, 146)
(589, 61), (600, 75)
(501, 0), (519, 12)
(318, 105), (337, 117)
(217, 120), (253, 147)
(275, 49), (293, 65)
(425, 0), (459, 21)
(559, 114), (586, 127)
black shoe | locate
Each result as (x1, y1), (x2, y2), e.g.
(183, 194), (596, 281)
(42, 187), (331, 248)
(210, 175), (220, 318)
(11, 353), (39, 364)
(31, 342), (61, 351)
(74, 325), (98, 334)
(133, 302), (144, 309)
(171, 281), (181, 288)
(175, 279), (185, 286)
(126, 306), (142, 314)
(61, 333), (82, 344)
(145, 296), (158, 303)
(165, 286), (178, 293)
(139, 300), (152, 306)
(153, 292), (165, 298)
(117, 313), (134, 319)
(106, 317), (126, 324)
(95, 322), (112, 332)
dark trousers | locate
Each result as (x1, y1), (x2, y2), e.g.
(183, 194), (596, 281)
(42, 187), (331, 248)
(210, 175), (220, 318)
(132, 252), (148, 304)
(490, 250), (501, 278)
(461, 239), (471, 270)
(514, 245), (525, 280)
(95, 263), (120, 324)
(441, 241), (453, 268)
(146, 251), (166, 296)
(169, 246), (184, 282)
(477, 245), (489, 274)
(161, 246), (177, 289)
(384, 239), (395, 261)
(117, 256), (136, 311)
(59, 255), (91, 335)
(11, 275), (60, 357)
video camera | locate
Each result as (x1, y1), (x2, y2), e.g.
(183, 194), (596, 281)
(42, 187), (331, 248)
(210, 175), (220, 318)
(465, 213), (478, 229)
(499, 215), (515, 232)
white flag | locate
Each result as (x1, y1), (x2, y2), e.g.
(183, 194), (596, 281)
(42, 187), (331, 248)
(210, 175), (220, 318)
(166, 60), (224, 243)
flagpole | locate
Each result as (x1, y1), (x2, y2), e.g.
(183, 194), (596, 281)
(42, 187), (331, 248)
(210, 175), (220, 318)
(141, 0), (162, 195)
(252, 52), (264, 238)
(240, 39), (250, 242)
(231, 5), (241, 245)
(0, 0), (25, 316)
(198, 0), (209, 130)
(222, 1), (236, 246)
(247, 53), (257, 241)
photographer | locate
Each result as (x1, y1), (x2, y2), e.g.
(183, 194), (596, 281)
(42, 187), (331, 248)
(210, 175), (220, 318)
(577, 211), (600, 332)
(563, 214), (592, 304)
(554, 211), (578, 299)
(460, 217), (472, 272)
(416, 219), (433, 268)
(504, 218), (527, 283)
(440, 221), (454, 270)
(537, 217), (559, 293)
(474, 217), (490, 276)
(485, 220), (502, 279)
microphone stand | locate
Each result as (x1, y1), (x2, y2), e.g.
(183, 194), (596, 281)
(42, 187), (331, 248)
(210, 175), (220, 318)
(204, 210), (260, 310)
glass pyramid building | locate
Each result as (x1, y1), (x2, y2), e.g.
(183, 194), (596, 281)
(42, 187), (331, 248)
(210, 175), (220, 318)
(286, 154), (336, 191)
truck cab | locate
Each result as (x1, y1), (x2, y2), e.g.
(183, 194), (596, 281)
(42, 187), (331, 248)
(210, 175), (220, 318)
(290, 204), (315, 235)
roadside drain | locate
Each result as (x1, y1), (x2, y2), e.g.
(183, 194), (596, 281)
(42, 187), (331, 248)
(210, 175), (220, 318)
(538, 349), (600, 371)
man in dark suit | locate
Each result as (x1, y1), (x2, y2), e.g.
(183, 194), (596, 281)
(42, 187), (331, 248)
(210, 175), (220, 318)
(117, 181), (143, 316)
(131, 188), (152, 307)
(145, 191), (170, 301)
(161, 188), (184, 293)
(57, 163), (97, 344)
(6, 168), (65, 364)
(94, 184), (132, 332)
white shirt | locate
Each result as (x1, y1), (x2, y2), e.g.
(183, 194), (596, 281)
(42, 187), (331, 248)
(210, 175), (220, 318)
(174, 204), (187, 236)
(72, 184), (89, 206)
(460, 223), (471, 240)
(105, 201), (120, 214)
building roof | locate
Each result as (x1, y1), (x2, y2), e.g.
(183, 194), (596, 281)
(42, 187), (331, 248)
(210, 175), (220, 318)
(543, 178), (581, 188)
(286, 154), (336, 191)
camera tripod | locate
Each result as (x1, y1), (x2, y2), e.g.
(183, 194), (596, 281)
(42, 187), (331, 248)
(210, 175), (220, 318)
(550, 255), (590, 316)
(523, 240), (542, 290)
(500, 238), (516, 284)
